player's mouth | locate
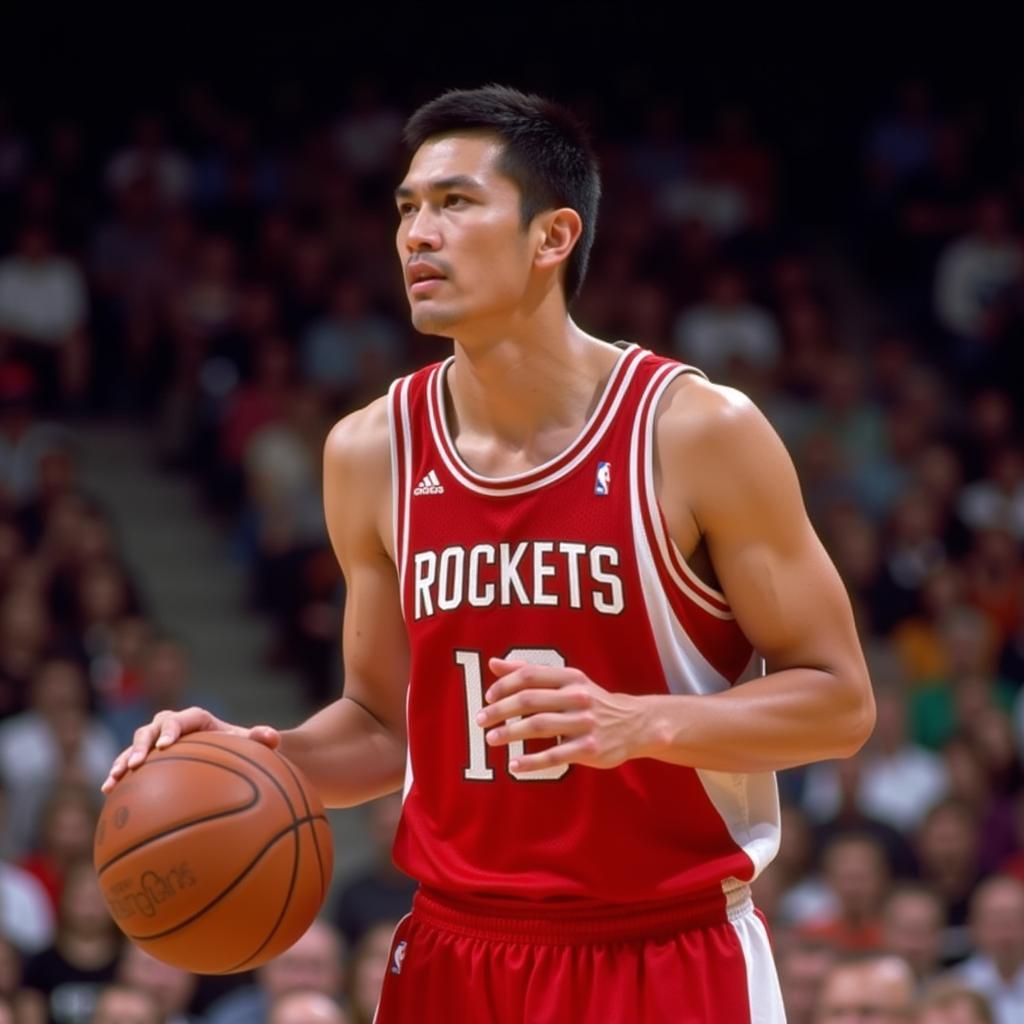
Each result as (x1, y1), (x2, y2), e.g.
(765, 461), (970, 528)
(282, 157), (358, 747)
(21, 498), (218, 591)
(407, 259), (448, 295)
(410, 277), (445, 296)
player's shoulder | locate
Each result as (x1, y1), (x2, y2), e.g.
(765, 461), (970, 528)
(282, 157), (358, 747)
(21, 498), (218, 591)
(656, 371), (772, 453)
(324, 392), (392, 476)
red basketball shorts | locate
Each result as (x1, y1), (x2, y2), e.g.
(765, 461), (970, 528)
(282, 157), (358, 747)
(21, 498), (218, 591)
(373, 886), (786, 1023)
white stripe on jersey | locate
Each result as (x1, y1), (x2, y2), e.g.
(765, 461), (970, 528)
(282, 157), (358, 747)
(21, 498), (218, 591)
(628, 363), (781, 885)
(426, 345), (646, 496)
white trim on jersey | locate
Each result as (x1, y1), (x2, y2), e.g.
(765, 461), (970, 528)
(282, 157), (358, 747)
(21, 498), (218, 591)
(387, 377), (402, 584)
(628, 363), (781, 886)
(426, 344), (646, 497)
(639, 368), (735, 619)
(628, 368), (734, 700)
(402, 683), (414, 803)
(394, 376), (414, 613)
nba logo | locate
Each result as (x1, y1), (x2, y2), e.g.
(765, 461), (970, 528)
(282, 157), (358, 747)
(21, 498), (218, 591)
(595, 461), (611, 496)
(391, 940), (407, 975)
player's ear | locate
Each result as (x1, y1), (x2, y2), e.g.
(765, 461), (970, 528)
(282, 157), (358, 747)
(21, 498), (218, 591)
(533, 207), (582, 274)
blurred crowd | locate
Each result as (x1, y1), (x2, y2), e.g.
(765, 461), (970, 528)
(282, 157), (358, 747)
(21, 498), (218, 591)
(0, 74), (1023, 1022)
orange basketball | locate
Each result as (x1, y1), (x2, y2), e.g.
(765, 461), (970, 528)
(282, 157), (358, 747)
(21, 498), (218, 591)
(93, 732), (334, 974)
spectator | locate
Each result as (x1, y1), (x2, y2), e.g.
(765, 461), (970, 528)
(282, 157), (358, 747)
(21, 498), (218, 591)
(802, 685), (948, 833)
(18, 783), (99, 916)
(1000, 597), (1024, 687)
(91, 983), (163, 1024)
(916, 799), (984, 962)
(115, 944), (197, 1024)
(881, 489), (950, 624)
(865, 79), (941, 195)
(203, 919), (345, 1024)
(346, 920), (398, 1024)
(218, 335), (296, 480)
(192, 113), (282, 240)
(269, 989), (349, 1024)
(776, 935), (837, 1024)
(0, 657), (118, 858)
(891, 565), (966, 685)
(918, 983), (994, 1024)
(962, 529), (1023, 641)
(910, 606), (1014, 752)
(330, 82), (403, 180)
(0, 581), (50, 716)
(103, 635), (224, 751)
(0, 104), (28, 200)
(803, 755), (917, 879)
(0, 777), (54, 954)
(19, 860), (122, 1024)
(671, 266), (781, 380)
(88, 172), (164, 390)
(798, 832), (891, 953)
(0, 938), (23, 1006)
(331, 793), (416, 951)
(105, 113), (191, 208)
(801, 352), (892, 517)
(955, 875), (1024, 1024)
(300, 278), (402, 405)
(891, 123), (977, 292)
(0, 361), (68, 506)
(814, 952), (916, 1022)
(958, 449), (1024, 544)
(883, 884), (948, 990)
(0, 224), (89, 408)
(934, 193), (1022, 370)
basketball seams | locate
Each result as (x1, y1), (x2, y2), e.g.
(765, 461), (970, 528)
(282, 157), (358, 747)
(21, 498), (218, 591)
(225, 824), (303, 973)
(275, 755), (329, 903)
(174, 736), (302, 821)
(171, 736), (330, 970)
(95, 758), (260, 876)
(124, 813), (324, 943)
(98, 735), (332, 972)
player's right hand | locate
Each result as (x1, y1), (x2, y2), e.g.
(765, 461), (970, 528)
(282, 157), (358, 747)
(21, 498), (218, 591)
(101, 707), (280, 794)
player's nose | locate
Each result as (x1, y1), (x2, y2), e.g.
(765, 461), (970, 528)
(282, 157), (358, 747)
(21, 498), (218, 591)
(404, 207), (442, 251)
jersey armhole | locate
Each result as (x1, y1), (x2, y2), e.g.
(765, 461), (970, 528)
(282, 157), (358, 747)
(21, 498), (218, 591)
(642, 365), (735, 618)
(388, 375), (413, 619)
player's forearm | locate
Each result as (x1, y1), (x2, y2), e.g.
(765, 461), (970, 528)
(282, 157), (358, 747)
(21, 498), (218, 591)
(279, 697), (407, 808)
(638, 666), (875, 773)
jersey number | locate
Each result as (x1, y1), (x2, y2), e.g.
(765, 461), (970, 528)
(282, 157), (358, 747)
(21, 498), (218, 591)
(455, 648), (570, 782)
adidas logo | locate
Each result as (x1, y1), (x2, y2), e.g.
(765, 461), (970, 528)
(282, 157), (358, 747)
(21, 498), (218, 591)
(413, 470), (445, 496)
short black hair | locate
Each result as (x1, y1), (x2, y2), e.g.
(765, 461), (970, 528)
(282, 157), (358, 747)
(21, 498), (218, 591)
(404, 85), (601, 304)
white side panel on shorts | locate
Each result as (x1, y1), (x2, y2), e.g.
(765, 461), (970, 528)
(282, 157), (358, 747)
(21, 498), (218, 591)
(730, 906), (788, 1024)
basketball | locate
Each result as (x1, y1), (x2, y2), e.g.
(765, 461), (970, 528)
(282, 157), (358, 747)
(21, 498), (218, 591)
(93, 732), (334, 974)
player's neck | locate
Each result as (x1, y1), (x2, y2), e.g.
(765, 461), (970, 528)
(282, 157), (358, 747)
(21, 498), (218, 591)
(444, 318), (622, 474)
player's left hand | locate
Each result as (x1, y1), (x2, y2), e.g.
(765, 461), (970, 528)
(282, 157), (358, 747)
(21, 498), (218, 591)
(478, 657), (650, 773)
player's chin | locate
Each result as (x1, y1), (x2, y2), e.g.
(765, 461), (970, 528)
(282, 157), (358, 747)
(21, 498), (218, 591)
(409, 303), (460, 336)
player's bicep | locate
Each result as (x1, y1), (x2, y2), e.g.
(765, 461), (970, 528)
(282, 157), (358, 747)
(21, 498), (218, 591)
(323, 406), (409, 734)
(681, 390), (865, 677)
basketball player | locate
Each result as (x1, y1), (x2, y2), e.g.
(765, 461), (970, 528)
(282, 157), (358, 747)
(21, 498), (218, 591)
(104, 86), (875, 1022)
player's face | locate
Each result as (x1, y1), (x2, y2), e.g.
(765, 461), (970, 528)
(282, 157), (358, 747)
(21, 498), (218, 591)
(395, 133), (536, 338)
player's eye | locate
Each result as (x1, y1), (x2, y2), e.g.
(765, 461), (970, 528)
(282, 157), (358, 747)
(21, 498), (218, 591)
(397, 202), (417, 217)
(444, 194), (469, 208)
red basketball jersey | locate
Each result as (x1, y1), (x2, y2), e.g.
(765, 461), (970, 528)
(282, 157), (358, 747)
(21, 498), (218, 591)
(386, 344), (780, 909)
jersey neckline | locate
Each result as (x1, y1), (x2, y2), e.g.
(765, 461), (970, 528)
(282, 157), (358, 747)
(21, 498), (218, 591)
(427, 343), (645, 496)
